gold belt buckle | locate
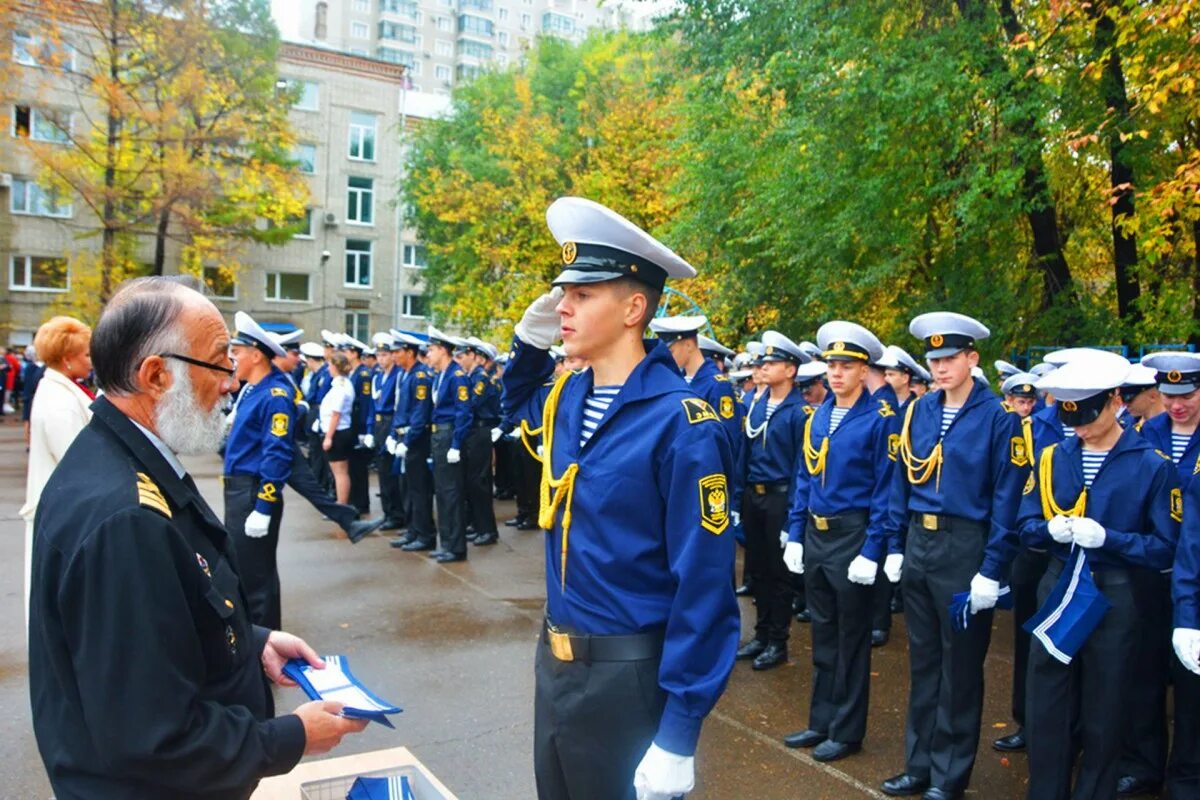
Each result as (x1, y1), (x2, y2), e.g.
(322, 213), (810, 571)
(812, 514), (829, 531)
(431, 424), (439, 433)
(547, 628), (574, 662)
(754, 484), (766, 495)
(922, 513), (939, 531)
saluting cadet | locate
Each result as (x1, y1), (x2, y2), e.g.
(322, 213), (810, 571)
(1017, 350), (1181, 800)
(882, 312), (1027, 800)
(502, 197), (737, 800)
(371, 334), (404, 531)
(780, 321), (895, 763)
(1172, 475), (1200, 797)
(1120, 364), (1164, 428)
(337, 337), (375, 515)
(223, 312), (295, 631)
(388, 332), (438, 552)
(736, 330), (812, 671)
(460, 336), (501, 547)
(425, 326), (472, 563)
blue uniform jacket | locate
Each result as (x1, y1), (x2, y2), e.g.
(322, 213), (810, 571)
(888, 378), (1027, 580)
(394, 365), (433, 447)
(1140, 412), (1200, 492)
(690, 359), (744, 509)
(1018, 428), (1180, 572)
(431, 365), (472, 450)
(504, 336), (738, 757)
(350, 364), (374, 437)
(1175, 477), (1200, 628)
(743, 388), (809, 487)
(1031, 404), (1070, 453)
(787, 388), (898, 559)
(469, 364), (501, 423)
(223, 367), (295, 515)
(306, 364), (330, 407)
(374, 367), (399, 421)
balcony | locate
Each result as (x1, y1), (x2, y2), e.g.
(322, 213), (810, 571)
(457, 13), (494, 39)
(377, 46), (417, 68)
(459, 0), (494, 11)
(541, 12), (576, 38)
(381, 0), (419, 18)
(378, 21), (418, 43)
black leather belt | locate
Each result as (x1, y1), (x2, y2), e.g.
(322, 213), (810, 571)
(542, 620), (664, 664)
(749, 482), (789, 495)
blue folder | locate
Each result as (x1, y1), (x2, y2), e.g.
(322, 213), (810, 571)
(282, 655), (402, 728)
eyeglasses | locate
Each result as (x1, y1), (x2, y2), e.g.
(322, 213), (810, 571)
(160, 352), (236, 377)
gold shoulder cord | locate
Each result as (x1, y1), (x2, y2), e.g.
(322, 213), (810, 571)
(1038, 444), (1087, 519)
(1021, 416), (1035, 466)
(898, 398), (944, 491)
(802, 411), (828, 485)
(519, 419), (544, 461)
(538, 370), (580, 591)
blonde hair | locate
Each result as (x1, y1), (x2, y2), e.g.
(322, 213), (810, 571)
(34, 316), (91, 370)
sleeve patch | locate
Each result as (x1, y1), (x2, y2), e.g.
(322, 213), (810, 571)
(270, 412), (289, 438)
(1010, 436), (1030, 467)
(362, 382), (371, 395)
(1193, 454), (1200, 476)
(682, 397), (718, 424)
(457, 385), (469, 402)
(270, 387), (288, 397)
(719, 395), (735, 419)
(698, 474), (729, 535)
(1171, 487), (1183, 522)
(877, 400), (896, 418)
(888, 433), (900, 462)
(1023, 472), (1036, 496)
(136, 472), (172, 519)
(416, 384), (428, 401)
(257, 482), (279, 503)
(474, 380), (485, 396)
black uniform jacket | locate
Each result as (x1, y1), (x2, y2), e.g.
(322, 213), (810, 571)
(29, 396), (305, 799)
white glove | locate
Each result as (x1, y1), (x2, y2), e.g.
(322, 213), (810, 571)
(396, 442), (408, 459)
(446, 447), (461, 464)
(731, 510), (741, 527)
(1173, 628), (1200, 676)
(514, 287), (563, 350)
(779, 530), (789, 549)
(783, 541), (804, 574)
(356, 434), (367, 448)
(1047, 514), (1073, 544)
(244, 510), (271, 538)
(884, 553), (904, 583)
(968, 573), (1000, 613)
(491, 427), (503, 443)
(847, 555), (877, 585)
(385, 435), (397, 454)
(362, 433), (375, 450)
(1071, 517), (1106, 549)
(633, 743), (694, 800)
(311, 418), (320, 434)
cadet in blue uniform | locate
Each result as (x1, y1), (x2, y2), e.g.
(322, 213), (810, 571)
(388, 332), (438, 552)
(224, 312), (295, 630)
(503, 197), (737, 800)
(779, 321), (895, 763)
(736, 330), (812, 671)
(1173, 475), (1200, 798)
(305, 332), (337, 490)
(796, 360), (829, 410)
(340, 337), (375, 515)
(371, 334), (404, 530)
(882, 312), (1027, 800)
(1119, 364), (1164, 428)
(1017, 350), (1181, 800)
(462, 336), (502, 546)
(426, 326), (472, 562)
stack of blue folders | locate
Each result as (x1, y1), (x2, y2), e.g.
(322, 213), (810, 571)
(282, 655), (402, 728)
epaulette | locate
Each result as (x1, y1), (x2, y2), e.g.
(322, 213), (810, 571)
(714, 374), (730, 383)
(135, 471), (172, 519)
(1001, 400), (1014, 413)
(270, 387), (288, 397)
(877, 400), (896, 418)
(454, 369), (464, 377)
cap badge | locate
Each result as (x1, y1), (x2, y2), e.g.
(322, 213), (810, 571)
(930, 334), (945, 348)
(1023, 384), (1031, 393)
(832, 341), (845, 352)
(561, 241), (577, 265)
(1062, 400), (1078, 412)
(1168, 370), (1182, 383)
(765, 346), (774, 355)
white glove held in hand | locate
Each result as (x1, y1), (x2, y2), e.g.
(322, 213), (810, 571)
(244, 510), (271, 539)
(446, 448), (461, 464)
(311, 418), (321, 434)
(362, 433), (375, 450)
(1173, 628), (1200, 676)
(783, 542), (804, 574)
(1071, 517), (1106, 549)
(1047, 514), (1073, 544)
(847, 555), (878, 585)
(385, 436), (397, 455)
(884, 553), (904, 583)
(513, 287), (563, 350)
(395, 442), (408, 460)
(968, 573), (1000, 613)
(633, 743), (694, 800)
(491, 427), (503, 443)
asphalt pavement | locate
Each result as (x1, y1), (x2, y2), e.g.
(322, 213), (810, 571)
(0, 421), (1034, 799)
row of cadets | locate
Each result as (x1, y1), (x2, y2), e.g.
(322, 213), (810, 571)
(387, 331), (438, 552)
(369, 332), (405, 531)
(424, 326), (472, 563)
(735, 330), (812, 670)
(882, 312), (1027, 800)
(460, 337), (502, 546)
(1016, 349), (1182, 800)
(778, 321), (897, 763)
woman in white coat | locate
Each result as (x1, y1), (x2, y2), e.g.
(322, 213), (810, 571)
(21, 316), (94, 626)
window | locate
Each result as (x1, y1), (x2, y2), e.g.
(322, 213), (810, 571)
(520, 13), (531, 29)
(379, 21), (418, 42)
(460, 0), (494, 10)
(9, 255), (67, 292)
(406, 60), (422, 77)
(402, 294), (428, 318)
(435, 39), (453, 56)
(12, 105), (70, 143)
(351, 21), (369, 38)
(498, 31), (509, 46)
(293, 209), (314, 238)
(11, 179), (71, 218)
(378, 47), (417, 67)
(345, 239), (373, 287)
(435, 65), (451, 81)
(292, 143), (316, 174)
(348, 112), (377, 161)
(497, 53), (508, 67)
(265, 272), (311, 302)
(13, 31), (36, 65)
(498, 7), (509, 21)
(383, 0), (419, 16)
(402, 244), (427, 268)
(459, 40), (493, 59)
(345, 312), (371, 342)
(202, 266), (237, 299)
(436, 16), (452, 31)
(286, 79), (319, 110)
(347, 176), (374, 224)
(542, 12), (575, 35)
(353, 0), (369, 10)
(456, 64), (482, 81)
(459, 14), (494, 37)
(12, 31), (74, 70)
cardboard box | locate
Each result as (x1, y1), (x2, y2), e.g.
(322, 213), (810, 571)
(251, 747), (458, 800)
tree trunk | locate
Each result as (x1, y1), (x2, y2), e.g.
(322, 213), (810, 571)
(99, 0), (122, 302)
(153, 204), (170, 275)
(1192, 219), (1200, 347)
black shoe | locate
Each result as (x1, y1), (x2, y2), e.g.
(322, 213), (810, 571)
(813, 740), (861, 763)
(921, 789), (961, 800)
(752, 642), (787, 671)
(400, 540), (434, 552)
(882, 774), (930, 797)
(992, 729), (1026, 752)
(494, 491), (515, 500)
(427, 549), (447, 559)
(389, 535), (415, 548)
(871, 629), (889, 647)
(735, 639), (767, 660)
(504, 517), (527, 527)
(515, 518), (539, 530)
(795, 609), (812, 623)
(379, 517), (406, 531)
(735, 583), (753, 597)
(782, 729), (826, 749)
(465, 532), (479, 543)
(434, 551), (466, 563)
(473, 532), (499, 546)
(1117, 776), (1162, 797)
(347, 517), (385, 544)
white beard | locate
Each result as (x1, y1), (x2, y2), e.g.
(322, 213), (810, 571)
(155, 361), (228, 456)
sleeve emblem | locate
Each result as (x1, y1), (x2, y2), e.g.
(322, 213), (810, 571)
(474, 380), (485, 396)
(457, 385), (469, 402)
(1010, 436), (1029, 467)
(1171, 487), (1183, 522)
(878, 400), (896, 417)
(888, 433), (900, 462)
(416, 384), (428, 401)
(257, 482), (279, 503)
(270, 387), (288, 397)
(1023, 472), (1036, 496)
(270, 412), (289, 438)
(682, 397), (718, 424)
(698, 474), (729, 535)
(719, 395), (734, 419)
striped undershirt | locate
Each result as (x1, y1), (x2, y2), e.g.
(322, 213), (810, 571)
(1062, 423), (1077, 439)
(1081, 449), (1109, 487)
(940, 406), (960, 439)
(766, 400), (781, 420)
(829, 406), (850, 434)
(1172, 432), (1191, 464)
(581, 386), (621, 447)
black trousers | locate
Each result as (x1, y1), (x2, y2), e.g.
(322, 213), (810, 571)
(901, 515), (992, 795)
(494, 437), (516, 496)
(464, 425), (498, 535)
(286, 441), (360, 532)
(431, 429), (467, 555)
(1169, 660), (1200, 799)
(349, 441), (371, 514)
(872, 565), (894, 633)
(743, 487), (792, 644)
(1009, 547), (1050, 727)
(534, 637), (664, 800)
(515, 437), (541, 522)
(404, 435), (435, 544)
(803, 512), (873, 743)
(1118, 570), (1171, 784)
(374, 416), (402, 523)
(1026, 565), (1137, 800)
(224, 475), (284, 631)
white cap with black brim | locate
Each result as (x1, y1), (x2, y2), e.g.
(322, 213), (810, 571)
(1141, 351), (1200, 396)
(909, 312), (990, 359)
(233, 311), (286, 359)
(817, 321), (885, 364)
(759, 330), (811, 365)
(1035, 349), (1131, 426)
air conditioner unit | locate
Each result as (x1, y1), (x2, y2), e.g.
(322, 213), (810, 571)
(323, 212), (338, 226)
(424, 51), (432, 58)
(0, 173), (11, 189)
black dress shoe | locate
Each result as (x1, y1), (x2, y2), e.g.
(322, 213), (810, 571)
(379, 517), (406, 531)
(795, 609), (812, 623)
(735, 583), (753, 597)
(881, 773), (929, 797)
(752, 642), (787, 670)
(434, 551), (466, 563)
(735, 639), (767, 660)
(871, 629), (890, 647)
(1116, 776), (1162, 797)
(515, 518), (539, 530)
(921, 789), (961, 800)
(400, 540), (434, 552)
(427, 549), (447, 558)
(347, 517), (385, 544)
(504, 517), (526, 527)
(465, 531), (479, 543)
(389, 535), (415, 548)
(813, 740), (861, 763)
(992, 729), (1026, 752)
(782, 729), (826, 749)
(473, 532), (499, 546)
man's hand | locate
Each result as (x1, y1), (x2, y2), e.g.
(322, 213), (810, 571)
(293, 701), (369, 756)
(362, 433), (375, 450)
(514, 287), (563, 350)
(323, 436), (333, 452)
(491, 427), (503, 443)
(884, 553), (904, 583)
(244, 510), (271, 539)
(385, 435), (397, 455)
(968, 573), (1000, 613)
(1173, 628), (1200, 676)
(262, 630), (322, 686)
(446, 447), (461, 464)
(1047, 515), (1073, 544)
(783, 542), (804, 575)
(633, 743), (694, 800)
(847, 555), (877, 585)
(1071, 517), (1106, 549)
(396, 442), (408, 460)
